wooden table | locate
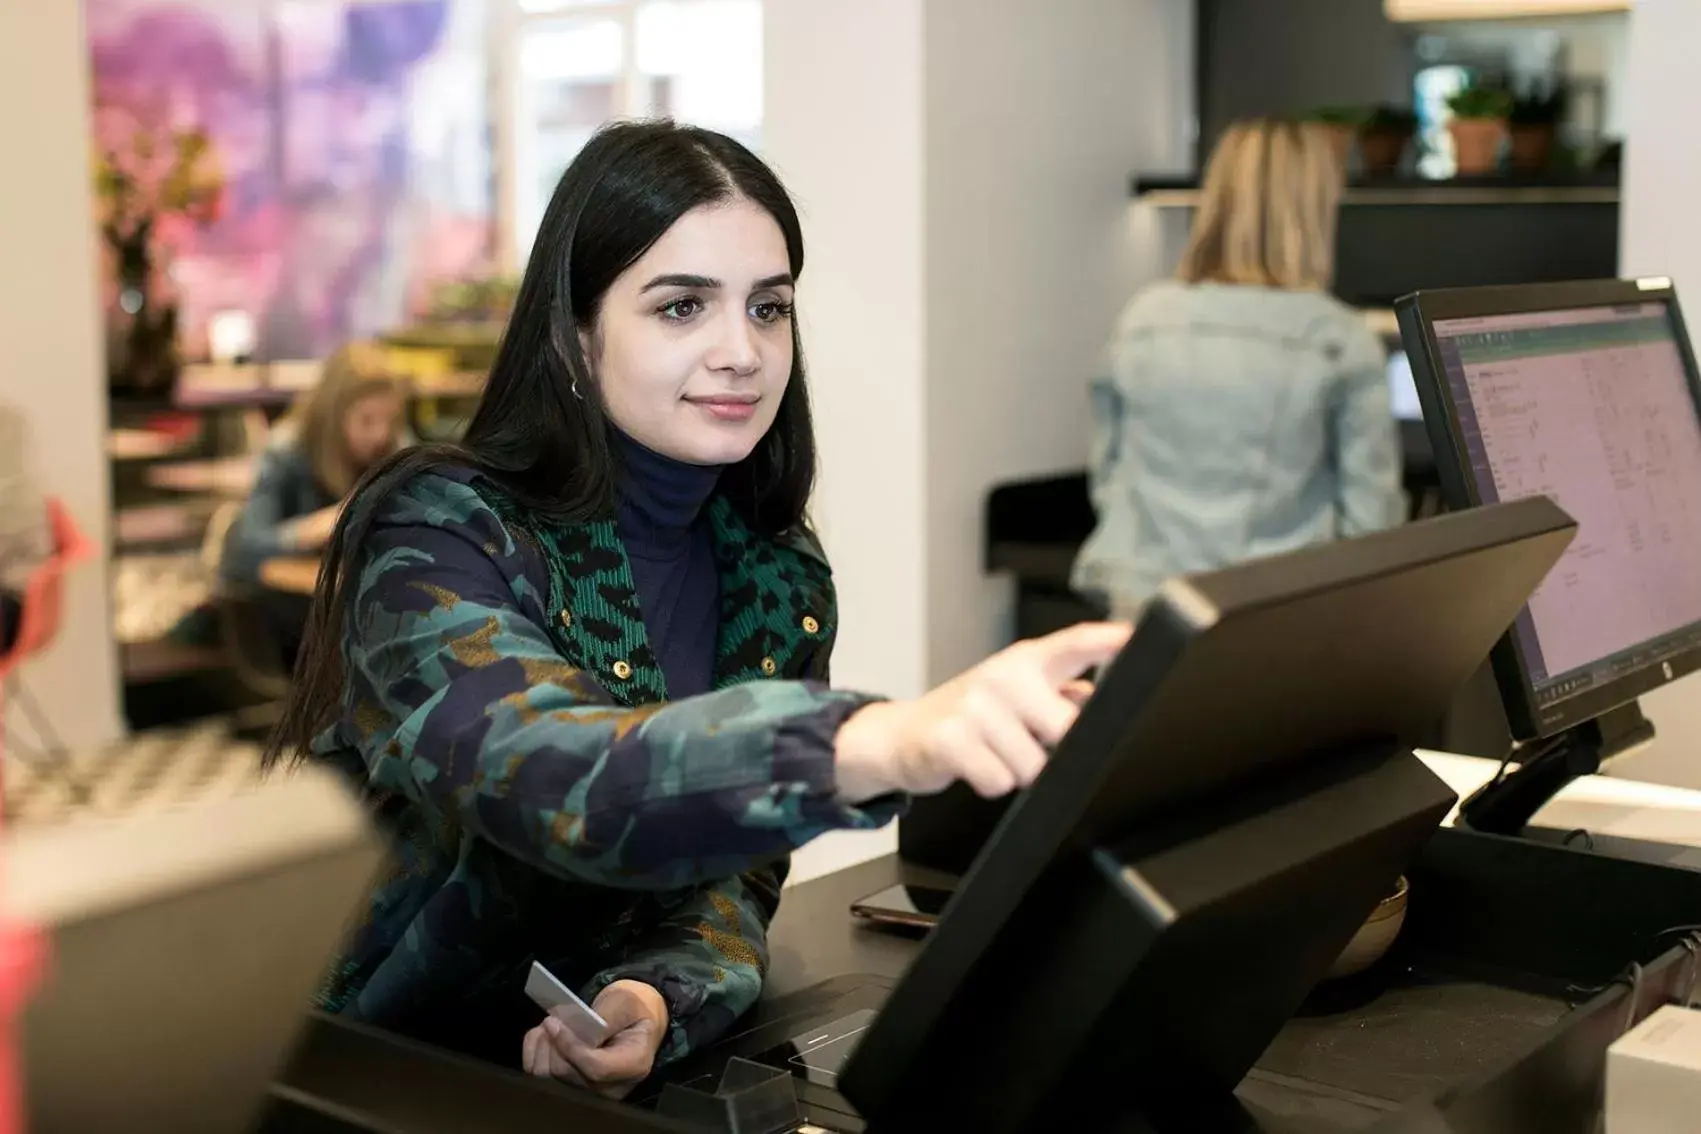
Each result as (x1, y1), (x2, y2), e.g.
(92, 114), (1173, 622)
(146, 456), (258, 496)
(258, 556), (322, 596)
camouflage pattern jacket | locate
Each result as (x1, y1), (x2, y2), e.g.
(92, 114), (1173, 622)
(311, 467), (897, 1066)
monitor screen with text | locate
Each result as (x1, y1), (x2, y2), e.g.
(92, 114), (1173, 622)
(1432, 301), (1701, 709)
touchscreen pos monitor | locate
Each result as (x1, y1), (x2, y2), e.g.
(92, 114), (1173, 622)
(839, 498), (1576, 1133)
(1397, 278), (1701, 832)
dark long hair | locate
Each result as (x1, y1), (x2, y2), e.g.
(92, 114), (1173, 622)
(264, 120), (818, 767)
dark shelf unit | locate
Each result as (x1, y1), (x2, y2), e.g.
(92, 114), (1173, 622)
(1131, 170), (1622, 201)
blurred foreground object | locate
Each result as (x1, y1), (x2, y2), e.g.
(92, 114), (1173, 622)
(7, 763), (383, 1132)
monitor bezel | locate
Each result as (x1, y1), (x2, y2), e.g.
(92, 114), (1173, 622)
(1395, 276), (1701, 741)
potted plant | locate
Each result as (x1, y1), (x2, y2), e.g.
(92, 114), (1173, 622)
(1305, 106), (1368, 171)
(1445, 84), (1514, 176)
(1358, 106), (1418, 177)
(92, 116), (225, 398)
(1509, 85), (1567, 172)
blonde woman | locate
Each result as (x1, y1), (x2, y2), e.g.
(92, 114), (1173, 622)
(221, 344), (403, 654)
(1073, 118), (1404, 619)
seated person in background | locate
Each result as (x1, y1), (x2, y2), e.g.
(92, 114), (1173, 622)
(221, 343), (403, 658)
(0, 402), (50, 654)
(266, 120), (1128, 1099)
(1073, 118), (1404, 620)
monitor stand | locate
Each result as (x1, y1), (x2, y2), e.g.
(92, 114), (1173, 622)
(1456, 700), (1654, 837)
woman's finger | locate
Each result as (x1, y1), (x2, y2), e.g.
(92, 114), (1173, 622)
(1032, 622), (1133, 684)
(996, 668), (1081, 748)
(524, 1027), (547, 1077)
(964, 688), (1048, 788)
(569, 1028), (654, 1086)
(943, 727), (1017, 799)
(543, 1015), (592, 1060)
(1060, 679), (1095, 707)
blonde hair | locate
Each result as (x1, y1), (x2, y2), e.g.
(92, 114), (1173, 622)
(287, 342), (403, 498)
(1176, 119), (1344, 292)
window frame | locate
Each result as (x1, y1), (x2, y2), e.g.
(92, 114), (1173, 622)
(491, 0), (761, 269)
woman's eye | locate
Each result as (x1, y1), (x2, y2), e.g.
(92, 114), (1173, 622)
(659, 297), (703, 321)
(751, 301), (794, 325)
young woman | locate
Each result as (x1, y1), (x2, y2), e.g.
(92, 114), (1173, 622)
(1073, 119), (1405, 620)
(267, 120), (1127, 1097)
(221, 344), (403, 657)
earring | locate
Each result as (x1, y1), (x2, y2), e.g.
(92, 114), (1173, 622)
(571, 376), (583, 401)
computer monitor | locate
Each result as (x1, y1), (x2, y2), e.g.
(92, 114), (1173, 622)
(1396, 279), (1701, 830)
(839, 497), (1575, 1133)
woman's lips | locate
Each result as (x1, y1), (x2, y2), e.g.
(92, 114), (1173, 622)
(686, 395), (758, 423)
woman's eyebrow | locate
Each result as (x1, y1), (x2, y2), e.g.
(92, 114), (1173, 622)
(638, 272), (794, 293)
(641, 273), (719, 293)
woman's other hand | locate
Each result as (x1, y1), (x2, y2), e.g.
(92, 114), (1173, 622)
(833, 621), (1132, 803)
(521, 979), (669, 1098)
(286, 503), (343, 551)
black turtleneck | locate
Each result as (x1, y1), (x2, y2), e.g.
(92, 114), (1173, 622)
(614, 431), (722, 699)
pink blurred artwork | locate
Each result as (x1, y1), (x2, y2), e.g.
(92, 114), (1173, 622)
(86, 0), (494, 364)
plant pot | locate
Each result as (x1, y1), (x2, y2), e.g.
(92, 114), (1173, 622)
(1449, 117), (1509, 177)
(1509, 122), (1556, 172)
(103, 223), (181, 398)
(107, 295), (181, 398)
(1358, 127), (1411, 177)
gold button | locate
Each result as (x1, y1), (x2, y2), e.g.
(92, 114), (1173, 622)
(611, 660), (633, 681)
(801, 615), (820, 635)
(760, 657), (777, 676)
(559, 608), (573, 629)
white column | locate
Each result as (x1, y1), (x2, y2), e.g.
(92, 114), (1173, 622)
(1616, 0), (1701, 788)
(921, 0), (1194, 684)
(0, 3), (123, 750)
(765, 0), (1192, 879)
(763, 0), (931, 705)
(1620, 0), (1701, 288)
(763, 0), (929, 884)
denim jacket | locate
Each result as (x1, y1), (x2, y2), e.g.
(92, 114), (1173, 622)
(221, 444), (337, 587)
(311, 467), (897, 1067)
(1073, 281), (1404, 614)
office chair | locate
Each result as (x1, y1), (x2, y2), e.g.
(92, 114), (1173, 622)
(200, 502), (292, 704)
(0, 500), (93, 807)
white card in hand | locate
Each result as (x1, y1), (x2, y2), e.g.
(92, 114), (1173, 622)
(524, 961), (611, 1046)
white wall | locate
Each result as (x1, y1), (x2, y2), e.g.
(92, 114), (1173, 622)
(0, 3), (123, 751)
(922, 0), (1193, 684)
(1614, 0), (1701, 789)
(766, 0), (1192, 880)
(764, 0), (929, 883)
(763, 0), (931, 708)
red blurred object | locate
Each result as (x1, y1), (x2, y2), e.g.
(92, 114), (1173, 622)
(142, 412), (202, 445)
(0, 920), (43, 1134)
(0, 498), (89, 1134)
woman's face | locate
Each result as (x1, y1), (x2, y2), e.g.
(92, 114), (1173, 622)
(585, 197), (795, 466)
(343, 390), (401, 468)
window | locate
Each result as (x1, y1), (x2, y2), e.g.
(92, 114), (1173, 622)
(508, 0), (762, 263)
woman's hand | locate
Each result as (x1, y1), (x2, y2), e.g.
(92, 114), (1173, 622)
(833, 621), (1132, 803)
(521, 979), (670, 1098)
(286, 503), (343, 551)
